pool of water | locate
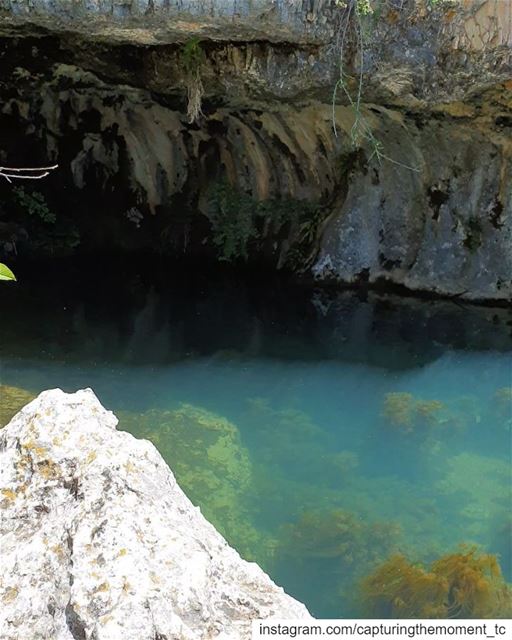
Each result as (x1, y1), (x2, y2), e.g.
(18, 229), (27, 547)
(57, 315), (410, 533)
(1, 259), (511, 617)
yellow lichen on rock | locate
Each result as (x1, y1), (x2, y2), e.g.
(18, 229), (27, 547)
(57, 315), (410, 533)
(1, 488), (17, 501)
(36, 459), (61, 480)
(22, 439), (47, 457)
(1, 587), (19, 604)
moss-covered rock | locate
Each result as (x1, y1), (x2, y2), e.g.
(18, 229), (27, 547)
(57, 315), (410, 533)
(118, 404), (270, 562)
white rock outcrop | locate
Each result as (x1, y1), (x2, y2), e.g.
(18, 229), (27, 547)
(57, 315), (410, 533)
(0, 389), (310, 640)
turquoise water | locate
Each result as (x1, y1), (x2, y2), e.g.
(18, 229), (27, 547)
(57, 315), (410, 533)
(1, 262), (511, 617)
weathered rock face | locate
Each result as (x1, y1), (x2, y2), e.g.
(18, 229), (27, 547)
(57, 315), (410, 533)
(0, 389), (310, 640)
(0, 1), (510, 300)
(313, 104), (512, 300)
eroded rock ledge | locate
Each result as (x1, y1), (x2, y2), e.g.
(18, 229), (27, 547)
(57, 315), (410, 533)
(0, 389), (310, 639)
(0, 1), (511, 301)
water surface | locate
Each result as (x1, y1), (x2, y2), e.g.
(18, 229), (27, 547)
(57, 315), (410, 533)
(1, 260), (511, 617)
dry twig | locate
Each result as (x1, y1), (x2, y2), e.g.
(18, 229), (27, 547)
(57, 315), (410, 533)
(0, 165), (58, 183)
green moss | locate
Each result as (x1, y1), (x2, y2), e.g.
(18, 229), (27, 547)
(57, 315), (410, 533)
(181, 38), (206, 123)
(181, 37), (205, 76)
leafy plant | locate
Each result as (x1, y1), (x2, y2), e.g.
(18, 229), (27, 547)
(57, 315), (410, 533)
(0, 263), (16, 281)
(6, 185), (80, 256)
(207, 180), (325, 265)
(0, 162), (59, 265)
(208, 181), (259, 261)
(12, 187), (56, 223)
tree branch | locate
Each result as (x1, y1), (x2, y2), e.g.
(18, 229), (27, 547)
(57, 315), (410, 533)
(0, 165), (58, 183)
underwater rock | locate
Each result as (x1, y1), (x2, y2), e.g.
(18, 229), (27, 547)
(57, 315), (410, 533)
(493, 387), (512, 421)
(436, 452), (511, 540)
(0, 389), (310, 640)
(119, 403), (269, 563)
(279, 509), (401, 565)
(0, 384), (35, 428)
(243, 398), (330, 472)
(120, 404), (272, 562)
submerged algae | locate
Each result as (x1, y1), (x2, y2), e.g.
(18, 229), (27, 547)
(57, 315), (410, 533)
(382, 392), (447, 433)
(382, 392), (416, 431)
(0, 385), (35, 427)
(381, 390), (499, 435)
(90, 387), (512, 618)
(279, 509), (402, 565)
(361, 547), (512, 619)
(275, 508), (402, 615)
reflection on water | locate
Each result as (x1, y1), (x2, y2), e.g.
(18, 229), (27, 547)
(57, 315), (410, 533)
(0, 261), (511, 617)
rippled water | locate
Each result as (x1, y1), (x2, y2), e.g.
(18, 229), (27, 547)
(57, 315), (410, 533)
(1, 260), (511, 617)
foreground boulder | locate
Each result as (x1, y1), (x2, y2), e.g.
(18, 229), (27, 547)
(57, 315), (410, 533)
(0, 389), (310, 639)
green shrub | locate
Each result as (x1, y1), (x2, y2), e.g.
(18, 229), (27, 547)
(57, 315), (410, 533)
(207, 181), (325, 266)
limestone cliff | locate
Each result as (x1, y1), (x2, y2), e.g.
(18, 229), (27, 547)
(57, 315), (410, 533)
(0, 388), (310, 639)
(0, 1), (510, 300)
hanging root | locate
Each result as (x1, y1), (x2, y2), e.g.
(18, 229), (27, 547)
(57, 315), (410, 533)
(187, 70), (204, 124)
